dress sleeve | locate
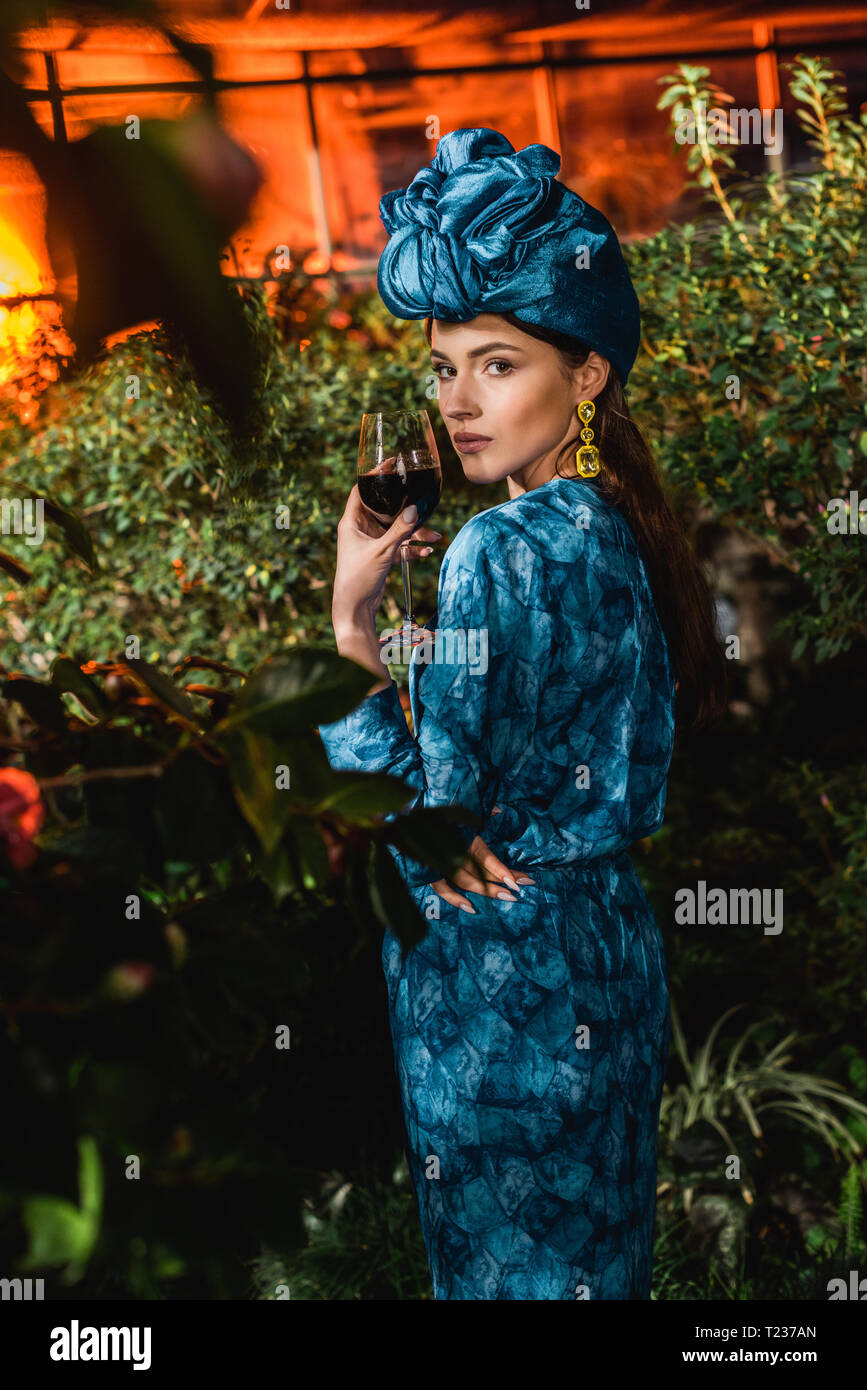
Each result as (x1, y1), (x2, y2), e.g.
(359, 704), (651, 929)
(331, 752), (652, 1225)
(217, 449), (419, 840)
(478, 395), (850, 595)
(319, 499), (675, 890)
(486, 509), (676, 870)
(318, 512), (512, 892)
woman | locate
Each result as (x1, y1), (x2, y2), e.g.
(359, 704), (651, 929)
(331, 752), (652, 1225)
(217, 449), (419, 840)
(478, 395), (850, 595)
(319, 128), (727, 1300)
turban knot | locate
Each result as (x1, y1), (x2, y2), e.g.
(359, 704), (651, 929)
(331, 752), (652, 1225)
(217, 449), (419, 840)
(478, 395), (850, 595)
(376, 128), (641, 386)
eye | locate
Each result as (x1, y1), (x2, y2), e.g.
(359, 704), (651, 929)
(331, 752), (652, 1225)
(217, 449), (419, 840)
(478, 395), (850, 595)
(432, 363), (455, 379)
(486, 359), (514, 375)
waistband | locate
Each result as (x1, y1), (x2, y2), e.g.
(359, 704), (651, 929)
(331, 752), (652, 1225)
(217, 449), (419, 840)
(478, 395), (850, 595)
(487, 847), (631, 879)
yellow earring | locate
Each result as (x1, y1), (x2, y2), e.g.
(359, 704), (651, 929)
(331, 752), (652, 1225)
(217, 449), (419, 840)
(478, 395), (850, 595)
(575, 400), (602, 477)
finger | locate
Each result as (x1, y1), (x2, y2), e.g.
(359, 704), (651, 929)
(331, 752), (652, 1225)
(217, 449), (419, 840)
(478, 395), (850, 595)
(429, 877), (477, 914)
(352, 486), (442, 543)
(469, 839), (536, 890)
(387, 502), (421, 542)
(344, 483), (363, 520)
(484, 851), (536, 889)
(451, 865), (518, 902)
(453, 847), (519, 900)
(393, 545), (434, 561)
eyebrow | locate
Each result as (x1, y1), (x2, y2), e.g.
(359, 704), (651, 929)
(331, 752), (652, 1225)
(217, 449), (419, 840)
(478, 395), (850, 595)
(429, 341), (527, 361)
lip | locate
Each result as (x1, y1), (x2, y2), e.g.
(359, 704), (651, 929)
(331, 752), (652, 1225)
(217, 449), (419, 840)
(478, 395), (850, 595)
(453, 432), (493, 454)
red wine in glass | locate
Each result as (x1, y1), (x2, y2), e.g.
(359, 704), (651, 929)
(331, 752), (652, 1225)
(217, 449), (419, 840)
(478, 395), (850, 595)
(357, 461), (441, 525)
(357, 410), (442, 648)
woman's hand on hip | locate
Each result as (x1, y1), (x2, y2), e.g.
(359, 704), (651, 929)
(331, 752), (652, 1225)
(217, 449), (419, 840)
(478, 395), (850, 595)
(428, 828), (535, 914)
(332, 484), (441, 632)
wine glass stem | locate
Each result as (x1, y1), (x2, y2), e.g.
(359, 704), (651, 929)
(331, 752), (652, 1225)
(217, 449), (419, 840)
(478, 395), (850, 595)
(400, 542), (415, 629)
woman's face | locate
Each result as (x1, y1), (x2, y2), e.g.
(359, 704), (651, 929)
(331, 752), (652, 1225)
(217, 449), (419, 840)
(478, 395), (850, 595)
(430, 313), (609, 490)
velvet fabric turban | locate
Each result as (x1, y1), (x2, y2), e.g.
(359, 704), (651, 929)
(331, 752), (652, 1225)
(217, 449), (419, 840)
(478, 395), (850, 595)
(377, 127), (641, 386)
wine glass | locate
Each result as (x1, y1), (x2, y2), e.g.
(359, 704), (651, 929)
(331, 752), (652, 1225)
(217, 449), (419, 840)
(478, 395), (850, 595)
(357, 409), (442, 649)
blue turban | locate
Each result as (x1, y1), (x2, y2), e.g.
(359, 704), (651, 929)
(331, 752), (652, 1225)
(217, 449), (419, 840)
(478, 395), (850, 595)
(377, 127), (641, 386)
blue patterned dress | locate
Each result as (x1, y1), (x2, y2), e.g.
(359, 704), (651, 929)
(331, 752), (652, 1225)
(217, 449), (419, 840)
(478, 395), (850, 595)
(319, 475), (676, 1300)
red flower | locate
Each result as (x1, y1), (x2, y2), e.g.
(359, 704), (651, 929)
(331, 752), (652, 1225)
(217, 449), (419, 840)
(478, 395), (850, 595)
(0, 767), (45, 869)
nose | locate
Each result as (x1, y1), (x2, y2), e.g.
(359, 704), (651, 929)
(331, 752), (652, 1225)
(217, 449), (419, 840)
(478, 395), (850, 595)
(443, 376), (481, 423)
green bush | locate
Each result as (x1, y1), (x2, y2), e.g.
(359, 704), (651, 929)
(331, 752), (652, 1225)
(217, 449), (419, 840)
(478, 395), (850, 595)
(636, 54), (867, 662)
(0, 648), (476, 1296)
(0, 287), (478, 678)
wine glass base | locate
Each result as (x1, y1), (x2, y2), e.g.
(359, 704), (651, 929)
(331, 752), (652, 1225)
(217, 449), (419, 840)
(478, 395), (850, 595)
(378, 621), (434, 656)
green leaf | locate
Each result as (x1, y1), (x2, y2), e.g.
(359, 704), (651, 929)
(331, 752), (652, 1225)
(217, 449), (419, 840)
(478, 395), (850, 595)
(21, 1198), (94, 1273)
(316, 771), (414, 818)
(216, 727), (340, 814)
(848, 1054), (867, 1092)
(385, 805), (479, 878)
(50, 656), (108, 718)
(0, 479), (96, 570)
(122, 657), (199, 721)
(39, 497), (97, 570)
(367, 840), (427, 950)
(283, 815), (331, 891)
(0, 549), (32, 583)
(223, 726), (294, 854)
(221, 647), (381, 737)
(257, 839), (296, 904)
(20, 1136), (102, 1280)
(2, 675), (68, 733)
(658, 86), (691, 110)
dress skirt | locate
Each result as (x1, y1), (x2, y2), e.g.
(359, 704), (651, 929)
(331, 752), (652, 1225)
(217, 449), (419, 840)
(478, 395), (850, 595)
(382, 851), (671, 1300)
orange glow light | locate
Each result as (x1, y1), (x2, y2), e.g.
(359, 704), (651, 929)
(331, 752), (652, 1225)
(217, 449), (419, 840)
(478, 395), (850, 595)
(0, 218), (44, 386)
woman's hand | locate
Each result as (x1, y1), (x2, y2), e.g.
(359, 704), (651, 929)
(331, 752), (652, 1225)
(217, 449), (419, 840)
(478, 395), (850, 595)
(332, 483), (442, 633)
(428, 815), (536, 913)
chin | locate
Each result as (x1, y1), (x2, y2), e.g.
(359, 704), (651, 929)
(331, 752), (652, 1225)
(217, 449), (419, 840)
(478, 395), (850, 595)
(461, 462), (502, 485)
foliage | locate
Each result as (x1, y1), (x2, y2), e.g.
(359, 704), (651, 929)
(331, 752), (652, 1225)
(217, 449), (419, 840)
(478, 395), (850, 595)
(0, 286), (473, 679)
(0, 647), (476, 1294)
(638, 658), (867, 1043)
(662, 1001), (867, 1164)
(249, 1159), (431, 1301)
(651, 998), (867, 1296)
(642, 55), (867, 662)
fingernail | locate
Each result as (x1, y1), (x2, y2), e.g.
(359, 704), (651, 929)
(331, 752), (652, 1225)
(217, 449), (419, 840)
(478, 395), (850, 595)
(403, 505), (418, 522)
(460, 901), (476, 914)
(502, 876), (523, 893)
(430, 531), (443, 538)
(496, 891), (517, 902)
(516, 876), (535, 885)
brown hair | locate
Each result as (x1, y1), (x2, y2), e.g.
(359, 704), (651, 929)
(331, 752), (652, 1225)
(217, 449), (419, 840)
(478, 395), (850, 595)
(424, 312), (728, 731)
